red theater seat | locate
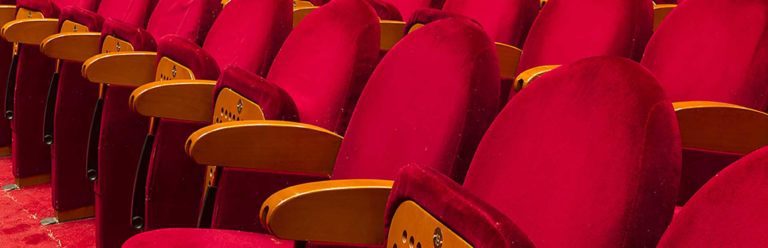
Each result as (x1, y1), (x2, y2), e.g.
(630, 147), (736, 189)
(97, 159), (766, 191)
(32, 0), (219, 231)
(658, 147), (768, 247)
(641, 0), (768, 204)
(386, 56), (681, 248)
(514, 0), (653, 95)
(123, 0), (386, 234)
(408, 0), (539, 102)
(123, 14), (499, 247)
(0, 0), (99, 188)
(77, 0), (288, 245)
(0, 0), (17, 157)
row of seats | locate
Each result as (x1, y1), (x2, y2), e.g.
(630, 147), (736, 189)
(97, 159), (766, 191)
(0, 0), (763, 247)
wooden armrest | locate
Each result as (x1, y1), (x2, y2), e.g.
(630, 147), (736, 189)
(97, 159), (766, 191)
(83, 52), (158, 85)
(186, 120), (342, 176)
(653, 4), (676, 31)
(130, 80), (216, 121)
(674, 101), (768, 155)
(495, 42), (522, 80)
(261, 179), (393, 245)
(380, 20), (405, 51)
(40, 32), (101, 62)
(513, 65), (559, 91)
(388, 201), (472, 248)
(1, 18), (59, 45)
(292, 5), (318, 27)
(379, 20), (405, 51)
(0, 5), (16, 26)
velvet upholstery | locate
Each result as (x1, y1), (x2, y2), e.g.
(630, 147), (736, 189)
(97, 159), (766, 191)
(386, 164), (533, 247)
(47, 2), (108, 216)
(198, 0), (291, 76)
(464, 56), (680, 247)
(331, 17), (499, 183)
(123, 15), (500, 248)
(123, 228), (294, 248)
(0, 1), (11, 149)
(79, 1), (218, 247)
(516, 0), (653, 73)
(441, 0), (539, 47)
(9, 0), (98, 181)
(386, 57), (681, 248)
(365, 0), (402, 21)
(658, 147), (768, 247)
(16, 0), (99, 17)
(641, 0), (768, 204)
(213, 0), (382, 231)
(141, 0), (292, 233)
(386, 0), (444, 20)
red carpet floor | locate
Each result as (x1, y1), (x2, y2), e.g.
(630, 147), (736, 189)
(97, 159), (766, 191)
(0, 157), (95, 248)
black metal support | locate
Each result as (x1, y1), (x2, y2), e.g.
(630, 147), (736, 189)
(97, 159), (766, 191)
(85, 94), (105, 182)
(196, 183), (218, 228)
(4, 53), (18, 120)
(42, 71), (59, 145)
(131, 133), (155, 230)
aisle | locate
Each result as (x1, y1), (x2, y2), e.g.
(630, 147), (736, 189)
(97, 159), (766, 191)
(0, 157), (95, 247)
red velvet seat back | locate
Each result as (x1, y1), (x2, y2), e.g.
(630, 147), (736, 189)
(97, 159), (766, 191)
(442, 0), (539, 47)
(463, 57), (681, 247)
(332, 16), (499, 182)
(386, 0), (444, 20)
(144, 0), (219, 44)
(658, 147), (768, 247)
(264, 0), (380, 133)
(517, 0), (652, 72)
(208, 0), (386, 232)
(641, 0), (768, 110)
(94, 0), (156, 26)
(201, 0), (291, 77)
(16, 0), (99, 17)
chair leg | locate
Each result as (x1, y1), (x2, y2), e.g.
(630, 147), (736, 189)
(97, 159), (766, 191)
(0, 146), (10, 156)
(15, 173), (50, 187)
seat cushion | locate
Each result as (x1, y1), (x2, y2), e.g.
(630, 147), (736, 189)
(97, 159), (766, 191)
(464, 56), (681, 247)
(658, 147), (768, 247)
(122, 228), (295, 248)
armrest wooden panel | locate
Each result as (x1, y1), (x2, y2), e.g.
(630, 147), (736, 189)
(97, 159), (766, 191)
(380, 20), (405, 51)
(653, 4), (676, 31)
(292, 6), (318, 28)
(0, 6), (16, 26)
(674, 101), (768, 155)
(495, 42), (522, 80)
(186, 120), (342, 176)
(40, 32), (101, 62)
(83, 52), (158, 85)
(388, 201), (472, 248)
(513, 65), (559, 91)
(1, 18), (59, 45)
(261, 179), (393, 245)
(130, 80), (216, 122)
